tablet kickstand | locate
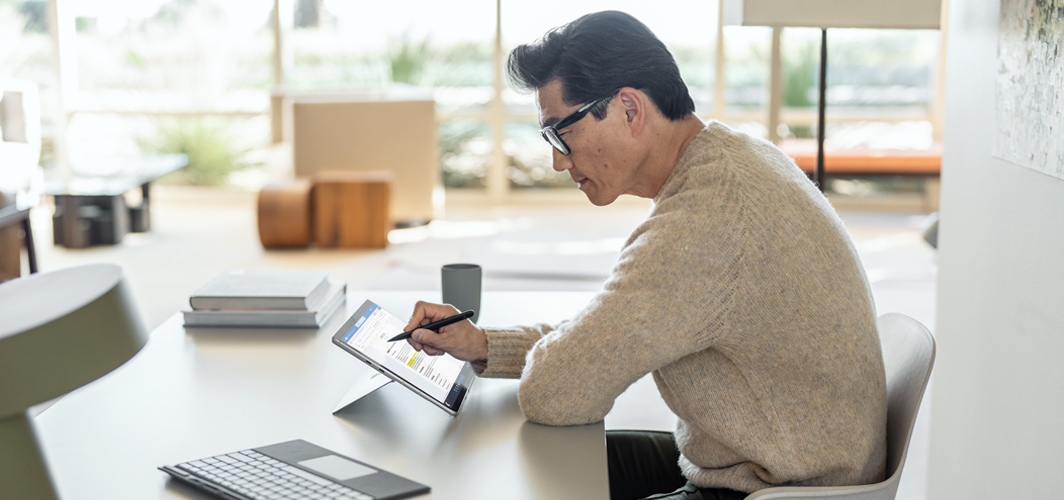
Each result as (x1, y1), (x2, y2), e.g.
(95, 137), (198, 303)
(332, 372), (394, 414)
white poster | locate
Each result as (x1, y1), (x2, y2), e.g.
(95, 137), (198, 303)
(993, 0), (1064, 179)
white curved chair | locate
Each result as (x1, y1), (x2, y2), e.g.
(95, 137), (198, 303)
(745, 313), (936, 500)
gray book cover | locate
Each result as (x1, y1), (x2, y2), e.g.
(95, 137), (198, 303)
(190, 270), (330, 310)
(183, 280), (347, 328)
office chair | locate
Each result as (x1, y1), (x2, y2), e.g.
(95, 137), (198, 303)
(745, 313), (936, 500)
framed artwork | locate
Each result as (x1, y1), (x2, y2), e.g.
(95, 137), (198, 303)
(993, 0), (1064, 179)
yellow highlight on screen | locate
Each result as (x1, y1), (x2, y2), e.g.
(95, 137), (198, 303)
(407, 356), (416, 367)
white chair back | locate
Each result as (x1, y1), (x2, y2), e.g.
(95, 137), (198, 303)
(879, 313), (936, 484)
(744, 313), (935, 500)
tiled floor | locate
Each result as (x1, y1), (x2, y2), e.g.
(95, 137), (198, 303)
(24, 186), (937, 499)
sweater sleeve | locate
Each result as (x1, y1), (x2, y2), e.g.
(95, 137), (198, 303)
(474, 324), (557, 379)
(516, 184), (745, 426)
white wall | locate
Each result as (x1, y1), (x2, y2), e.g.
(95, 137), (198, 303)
(928, 0), (1064, 498)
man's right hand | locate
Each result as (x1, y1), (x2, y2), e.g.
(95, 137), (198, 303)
(404, 301), (488, 364)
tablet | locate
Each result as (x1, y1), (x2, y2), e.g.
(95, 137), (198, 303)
(331, 300), (476, 416)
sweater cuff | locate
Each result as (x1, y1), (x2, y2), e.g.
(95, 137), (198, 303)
(475, 326), (542, 379)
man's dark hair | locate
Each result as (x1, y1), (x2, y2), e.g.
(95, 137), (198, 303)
(507, 11), (695, 121)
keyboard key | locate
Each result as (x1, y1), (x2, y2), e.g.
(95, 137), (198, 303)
(281, 465), (333, 485)
(172, 450), (385, 500)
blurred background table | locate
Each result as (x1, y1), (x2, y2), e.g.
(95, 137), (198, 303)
(45, 154), (187, 248)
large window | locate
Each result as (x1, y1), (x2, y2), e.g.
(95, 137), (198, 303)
(29, 1), (272, 184)
(289, 0), (496, 190)
(777, 28), (940, 149)
(291, 0), (495, 95)
(2, 1), (58, 164)
(9, 0), (943, 195)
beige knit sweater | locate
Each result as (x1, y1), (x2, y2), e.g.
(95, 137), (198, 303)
(476, 121), (887, 493)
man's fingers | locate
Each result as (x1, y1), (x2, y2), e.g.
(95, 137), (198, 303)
(409, 333), (446, 356)
(405, 301), (460, 332)
(405, 301), (442, 331)
(404, 301), (430, 332)
(411, 329), (443, 349)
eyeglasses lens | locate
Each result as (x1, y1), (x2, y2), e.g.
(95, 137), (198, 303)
(542, 129), (569, 155)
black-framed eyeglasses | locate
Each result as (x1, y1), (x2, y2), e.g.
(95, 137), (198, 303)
(540, 92), (616, 156)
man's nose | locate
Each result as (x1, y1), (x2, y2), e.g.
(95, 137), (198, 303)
(551, 148), (572, 172)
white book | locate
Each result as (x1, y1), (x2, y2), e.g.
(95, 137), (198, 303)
(190, 270), (330, 310)
(183, 281), (347, 328)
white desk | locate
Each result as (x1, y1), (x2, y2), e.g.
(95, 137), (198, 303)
(34, 291), (620, 500)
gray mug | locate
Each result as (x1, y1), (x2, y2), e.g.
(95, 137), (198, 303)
(441, 263), (481, 324)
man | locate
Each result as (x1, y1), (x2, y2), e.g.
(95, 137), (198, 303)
(404, 11), (887, 500)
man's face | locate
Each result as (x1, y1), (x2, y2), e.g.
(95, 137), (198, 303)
(536, 80), (639, 206)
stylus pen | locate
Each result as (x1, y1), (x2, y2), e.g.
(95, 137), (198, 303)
(387, 310), (475, 342)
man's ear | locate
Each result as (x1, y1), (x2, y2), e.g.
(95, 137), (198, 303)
(617, 87), (646, 137)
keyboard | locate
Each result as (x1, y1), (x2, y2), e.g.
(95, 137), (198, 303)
(170, 449), (375, 500)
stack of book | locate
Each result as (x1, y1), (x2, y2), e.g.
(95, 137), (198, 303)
(182, 270), (347, 328)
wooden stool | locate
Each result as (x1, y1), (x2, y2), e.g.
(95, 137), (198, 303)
(257, 179), (313, 248)
(313, 171), (392, 249)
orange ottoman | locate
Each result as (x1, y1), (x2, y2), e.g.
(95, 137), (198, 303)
(257, 179), (314, 249)
(313, 171), (392, 249)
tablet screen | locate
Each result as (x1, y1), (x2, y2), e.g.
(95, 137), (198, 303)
(335, 300), (473, 412)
